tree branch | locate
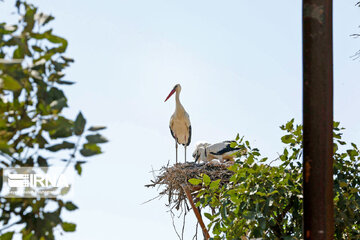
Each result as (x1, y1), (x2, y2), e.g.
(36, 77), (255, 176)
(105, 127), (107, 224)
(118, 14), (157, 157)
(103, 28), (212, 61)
(0, 220), (21, 232)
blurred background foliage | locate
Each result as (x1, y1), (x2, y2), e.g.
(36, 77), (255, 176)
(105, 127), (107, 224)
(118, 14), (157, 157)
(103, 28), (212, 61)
(190, 120), (360, 239)
(0, 1), (107, 239)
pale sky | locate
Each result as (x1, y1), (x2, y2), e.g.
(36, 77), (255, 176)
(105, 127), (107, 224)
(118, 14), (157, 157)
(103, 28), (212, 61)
(1, 0), (360, 239)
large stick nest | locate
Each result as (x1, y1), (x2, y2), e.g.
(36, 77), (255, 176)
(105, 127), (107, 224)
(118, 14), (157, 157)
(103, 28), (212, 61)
(145, 161), (234, 210)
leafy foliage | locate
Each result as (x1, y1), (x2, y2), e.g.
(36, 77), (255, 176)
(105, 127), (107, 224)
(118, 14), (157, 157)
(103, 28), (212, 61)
(0, 1), (107, 239)
(190, 119), (360, 239)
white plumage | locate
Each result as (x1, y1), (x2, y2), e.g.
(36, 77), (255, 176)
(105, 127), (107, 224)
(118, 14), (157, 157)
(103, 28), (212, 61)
(192, 141), (241, 163)
(165, 84), (191, 163)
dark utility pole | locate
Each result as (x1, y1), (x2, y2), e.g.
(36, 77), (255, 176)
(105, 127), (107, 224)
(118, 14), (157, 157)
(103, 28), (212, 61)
(303, 0), (334, 239)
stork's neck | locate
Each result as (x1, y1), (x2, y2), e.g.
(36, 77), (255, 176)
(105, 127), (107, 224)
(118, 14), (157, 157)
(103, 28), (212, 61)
(175, 90), (180, 105)
(175, 91), (184, 114)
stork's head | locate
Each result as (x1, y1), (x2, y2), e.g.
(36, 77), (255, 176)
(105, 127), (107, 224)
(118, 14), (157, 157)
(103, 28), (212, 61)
(164, 84), (181, 102)
(192, 142), (210, 162)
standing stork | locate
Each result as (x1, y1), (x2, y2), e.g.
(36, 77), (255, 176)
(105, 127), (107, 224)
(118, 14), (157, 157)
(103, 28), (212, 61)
(164, 84), (191, 163)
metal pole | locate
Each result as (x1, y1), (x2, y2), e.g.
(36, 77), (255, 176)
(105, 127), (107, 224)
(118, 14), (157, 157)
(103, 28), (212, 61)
(303, 0), (334, 239)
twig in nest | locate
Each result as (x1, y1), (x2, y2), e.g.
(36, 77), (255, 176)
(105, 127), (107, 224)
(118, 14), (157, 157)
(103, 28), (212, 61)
(146, 162), (233, 240)
(181, 201), (187, 240)
(145, 162), (234, 210)
(170, 208), (182, 240)
(141, 195), (161, 205)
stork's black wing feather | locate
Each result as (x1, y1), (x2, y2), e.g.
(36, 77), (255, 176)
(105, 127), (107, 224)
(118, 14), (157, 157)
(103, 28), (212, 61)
(186, 125), (191, 146)
(169, 126), (176, 140)
(210, 142), (240, 155)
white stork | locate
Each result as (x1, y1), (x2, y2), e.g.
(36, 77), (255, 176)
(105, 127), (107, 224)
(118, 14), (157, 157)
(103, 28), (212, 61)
(164, 84), (191, 163)
(192, 141), (243, 163)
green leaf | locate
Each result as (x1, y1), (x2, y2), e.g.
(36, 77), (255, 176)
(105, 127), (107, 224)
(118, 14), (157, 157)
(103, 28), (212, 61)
(285, 118), (294, 131)
(37, 156), (48, 167)
(210, 179), (221, 190)
(347, 149), (358, 158)
(246, 155), (254, 165)
(256, 191), (267, 197)
(88, 126), (106, 131)
(80, 143), (101, 157)
(220, 205), (227, 219)
(50, 98), (68, 111)
(0, 140), (12, 155)
(339, 181), (348, 188)
(74, 112), (86, 136)
(203, 174), (211, 186)
(85, 134), (108, 144)
(61, 56), (74, 62)
(188, 178), (202, 185)
(75, 162), (82, 175)
(229, 174), (237, 183)
(333, 143), (338, 153)
(204, 212), (213, 220)
(31, 30), (68, 53)
(43, 212), (61, 225)
(62, 222), (76, 232)
(267, 190), (279, 196)
(0, 232), (14, 240)
(35, 13), (54, 26)
(47, 34), (67, 44)
(58, 80), (75, 85)
(0, 24), (18, 34)
(13, 46), (25, 59)
(243, 210), (256, 220)
(259, 217), (267, 230)
(42, 117), (73, 139)
(281, 134), (294, 144)
(60, 187), (71, 196)
(334, 133), (342, 139)
(228, 164), (238, 172)
(64, 201), (78, 211)
(24, 5), (36, 32)
(32, 45), (43, 52)
(21, 231), (35, 240)
(46, 141), (75, 152)
(0, 75), (22, 91)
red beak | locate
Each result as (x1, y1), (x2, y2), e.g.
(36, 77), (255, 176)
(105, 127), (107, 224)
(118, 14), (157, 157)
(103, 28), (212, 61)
(164, 88), (176, 102)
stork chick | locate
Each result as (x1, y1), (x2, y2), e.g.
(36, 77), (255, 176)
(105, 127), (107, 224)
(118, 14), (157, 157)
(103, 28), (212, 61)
(193, 141), (242, 163)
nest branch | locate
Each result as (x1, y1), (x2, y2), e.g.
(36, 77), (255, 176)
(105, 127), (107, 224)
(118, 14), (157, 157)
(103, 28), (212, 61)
(145, 162), (234, 210)
(146, 161), (234, 240)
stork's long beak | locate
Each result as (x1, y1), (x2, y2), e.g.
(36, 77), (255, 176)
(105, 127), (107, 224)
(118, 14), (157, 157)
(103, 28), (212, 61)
(164, 88), (176, 102)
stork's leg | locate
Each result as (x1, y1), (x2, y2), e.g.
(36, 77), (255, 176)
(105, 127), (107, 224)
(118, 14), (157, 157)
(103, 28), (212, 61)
(175, 141), (178, 164)
(185, 145), (187, 163)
